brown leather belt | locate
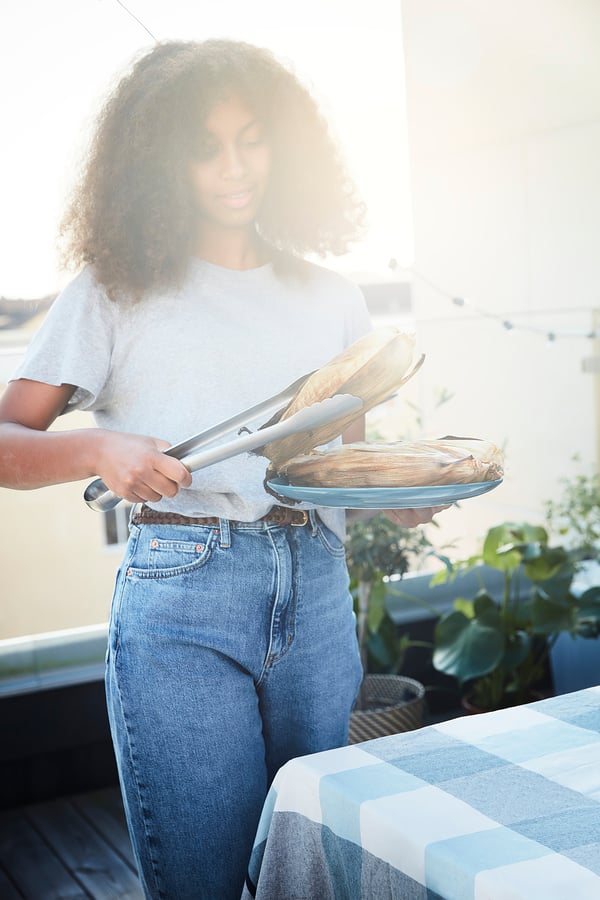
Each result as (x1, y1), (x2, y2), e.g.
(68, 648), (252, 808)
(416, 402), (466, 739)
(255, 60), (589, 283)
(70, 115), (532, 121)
(132, 504), (310, 528)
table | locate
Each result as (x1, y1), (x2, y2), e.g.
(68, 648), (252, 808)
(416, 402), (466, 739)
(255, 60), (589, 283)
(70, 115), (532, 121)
(242, 687), (600, 899)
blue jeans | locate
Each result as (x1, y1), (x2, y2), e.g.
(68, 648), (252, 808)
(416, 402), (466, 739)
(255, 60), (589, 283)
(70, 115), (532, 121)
(104, 511), (363, 899)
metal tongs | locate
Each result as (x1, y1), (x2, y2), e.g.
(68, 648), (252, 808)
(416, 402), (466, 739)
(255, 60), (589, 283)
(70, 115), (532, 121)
(84, 370), (363, 511)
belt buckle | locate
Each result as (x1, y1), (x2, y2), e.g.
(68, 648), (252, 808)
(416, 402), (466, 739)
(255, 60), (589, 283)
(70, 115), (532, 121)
(291, 510), (309, 527)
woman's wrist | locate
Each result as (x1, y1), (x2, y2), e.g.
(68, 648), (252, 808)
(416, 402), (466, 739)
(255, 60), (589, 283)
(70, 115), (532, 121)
(82, 428), (112, 480)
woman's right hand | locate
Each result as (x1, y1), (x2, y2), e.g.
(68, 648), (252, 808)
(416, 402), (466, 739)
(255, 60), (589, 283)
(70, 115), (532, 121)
(0, 378), (191, 498)
(94, 430), (193, 504)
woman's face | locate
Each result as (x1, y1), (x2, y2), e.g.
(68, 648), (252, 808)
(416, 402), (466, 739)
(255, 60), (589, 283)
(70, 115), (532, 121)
(188, 94), (272, 232)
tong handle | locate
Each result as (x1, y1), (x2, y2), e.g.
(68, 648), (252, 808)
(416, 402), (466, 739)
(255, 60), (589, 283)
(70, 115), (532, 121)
(180, 394), (362, 471)
(83, 370), (315, 512)
(83, 482), (122, 512)
(84, 390), (361, 512)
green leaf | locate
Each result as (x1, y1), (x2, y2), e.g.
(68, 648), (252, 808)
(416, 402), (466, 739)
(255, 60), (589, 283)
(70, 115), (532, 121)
(433, 611), (505, 683)
(453, 597), (475, 618)
(366, 628), (394, 668)
(436, 554), (455, 573)
(483, 525), (522, 572)
(529, 588), (575, 635)
(524, 548), (572, 583)
(517, 542), (543, 561)
(429, 568), (450, 587)
(365, 618), (413, 674)
(502, 631), (531, 669)
(577, 586), (600, 608)
(518, 523), (549, 543)
(483, 523), (548, 572)
(366, 580), (387, 633)
(472, 591), (502, 627)
(574, 586), (600, 637)
(532, 566), (574, 602)
(345, 512), (434, 582)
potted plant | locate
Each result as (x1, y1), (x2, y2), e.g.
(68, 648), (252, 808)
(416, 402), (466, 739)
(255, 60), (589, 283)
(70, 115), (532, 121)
(429, 521), (600, 712)
(345, 513), (436, 741)
(545, 464), (600, 563)
(544, 465), (600, 692)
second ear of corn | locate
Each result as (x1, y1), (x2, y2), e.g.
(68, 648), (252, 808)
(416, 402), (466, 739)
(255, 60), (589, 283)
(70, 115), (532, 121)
(259, 326), (420, 469)
(277, 437), (504, 488)
(259, 326), (504, 491)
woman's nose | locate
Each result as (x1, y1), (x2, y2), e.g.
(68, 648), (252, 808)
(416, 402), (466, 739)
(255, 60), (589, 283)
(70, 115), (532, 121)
(221, 144), (246, 179)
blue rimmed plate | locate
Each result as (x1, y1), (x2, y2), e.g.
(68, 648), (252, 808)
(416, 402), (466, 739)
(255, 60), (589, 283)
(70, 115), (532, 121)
(267, 477), (503, 509)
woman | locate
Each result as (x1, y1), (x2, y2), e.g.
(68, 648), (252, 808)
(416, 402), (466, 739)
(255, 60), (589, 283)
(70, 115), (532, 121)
(0, 40), (443, 899)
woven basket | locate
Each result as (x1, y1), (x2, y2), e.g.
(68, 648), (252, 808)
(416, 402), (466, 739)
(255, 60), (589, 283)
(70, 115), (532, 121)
(348, 674), (425, 744)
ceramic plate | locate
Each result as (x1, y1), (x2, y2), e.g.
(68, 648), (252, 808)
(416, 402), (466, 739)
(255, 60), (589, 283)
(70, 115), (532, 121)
(267, 477), (503, 509)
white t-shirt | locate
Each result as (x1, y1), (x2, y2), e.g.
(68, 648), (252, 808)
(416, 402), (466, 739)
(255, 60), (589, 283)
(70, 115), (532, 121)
(11, 256), (372, 540)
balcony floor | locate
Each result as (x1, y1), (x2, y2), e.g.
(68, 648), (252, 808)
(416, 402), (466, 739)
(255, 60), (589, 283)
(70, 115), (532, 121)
(0, 785), (143, 898)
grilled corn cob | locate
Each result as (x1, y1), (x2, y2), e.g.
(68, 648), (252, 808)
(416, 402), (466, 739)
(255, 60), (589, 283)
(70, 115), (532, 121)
(277, 437), (504, 488)
(259, 326), (420, 469)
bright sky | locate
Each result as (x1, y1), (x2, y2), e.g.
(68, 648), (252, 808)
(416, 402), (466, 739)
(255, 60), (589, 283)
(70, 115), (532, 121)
(1, 0), (413, 299)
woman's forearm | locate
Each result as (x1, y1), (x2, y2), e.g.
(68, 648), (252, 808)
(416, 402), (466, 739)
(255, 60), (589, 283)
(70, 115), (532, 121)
(0, 423), (103, 489)
(0, 422), (192, 503)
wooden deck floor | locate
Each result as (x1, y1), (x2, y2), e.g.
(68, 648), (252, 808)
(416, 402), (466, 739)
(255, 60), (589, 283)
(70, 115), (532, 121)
(0, 786), (143, 899)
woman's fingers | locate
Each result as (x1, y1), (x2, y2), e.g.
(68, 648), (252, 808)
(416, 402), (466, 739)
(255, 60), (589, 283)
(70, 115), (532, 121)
(383, 505), (451, 527)
(153, 454), (193, 491)
(139, 464), (192, 501)
(123, 457), (193, 503)
(96, 430), (193, 502)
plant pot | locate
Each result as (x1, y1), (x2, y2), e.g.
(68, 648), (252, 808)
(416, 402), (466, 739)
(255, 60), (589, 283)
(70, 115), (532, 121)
(460, 688), (547, 716)
(348, 674), (425, 744)
(550, 560), (600, 695)
(550, 632), (600, 695)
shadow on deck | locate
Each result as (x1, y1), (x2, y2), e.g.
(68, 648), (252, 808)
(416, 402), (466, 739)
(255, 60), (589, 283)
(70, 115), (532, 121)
(0, 674), (144, 896)
(0, 785), (143, 899)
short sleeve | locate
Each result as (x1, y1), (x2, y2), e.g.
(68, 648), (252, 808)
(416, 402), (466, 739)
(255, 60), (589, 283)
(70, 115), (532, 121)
(9, 267), (117, 414)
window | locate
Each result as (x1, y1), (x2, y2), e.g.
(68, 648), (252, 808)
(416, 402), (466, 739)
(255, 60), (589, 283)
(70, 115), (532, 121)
(104, 504), (132, 547)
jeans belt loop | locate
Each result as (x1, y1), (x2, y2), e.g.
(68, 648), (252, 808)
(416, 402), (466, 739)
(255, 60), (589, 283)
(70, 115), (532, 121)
(218, 518), (231, 548)
(129, 502), (142, 530)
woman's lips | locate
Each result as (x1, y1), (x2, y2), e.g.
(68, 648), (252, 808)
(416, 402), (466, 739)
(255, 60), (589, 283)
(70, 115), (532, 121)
(217, 188), (254, 209)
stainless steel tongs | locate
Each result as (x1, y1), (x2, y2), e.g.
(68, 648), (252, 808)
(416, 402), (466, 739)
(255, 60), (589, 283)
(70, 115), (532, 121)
(84, 370), (363, 512)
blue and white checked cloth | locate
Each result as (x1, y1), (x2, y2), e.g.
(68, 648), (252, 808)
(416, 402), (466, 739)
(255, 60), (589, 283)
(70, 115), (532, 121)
(243, 687), (600, 899)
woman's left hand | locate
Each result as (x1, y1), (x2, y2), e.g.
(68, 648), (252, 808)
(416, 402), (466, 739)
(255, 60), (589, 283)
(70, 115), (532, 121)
(383, 506), (451, 527)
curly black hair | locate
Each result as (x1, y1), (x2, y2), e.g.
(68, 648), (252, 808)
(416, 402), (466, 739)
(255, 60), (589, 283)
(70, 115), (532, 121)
(60, 39), (367, 299)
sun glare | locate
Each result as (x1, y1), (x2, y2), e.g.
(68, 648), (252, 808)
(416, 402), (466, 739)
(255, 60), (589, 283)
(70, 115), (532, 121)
(1, 0), (413, 298)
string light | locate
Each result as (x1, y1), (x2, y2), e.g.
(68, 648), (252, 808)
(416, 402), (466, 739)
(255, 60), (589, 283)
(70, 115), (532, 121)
(388, 259), (598, 341)
(113, 0), (158, 42)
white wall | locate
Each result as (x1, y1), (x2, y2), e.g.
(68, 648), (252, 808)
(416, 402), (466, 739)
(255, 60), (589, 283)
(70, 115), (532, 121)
(400, 0), (600, 557)
(0, 406), (122, 639)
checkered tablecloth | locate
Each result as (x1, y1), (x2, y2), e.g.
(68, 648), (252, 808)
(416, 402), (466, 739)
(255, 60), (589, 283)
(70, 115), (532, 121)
(243, 687), (600, 899)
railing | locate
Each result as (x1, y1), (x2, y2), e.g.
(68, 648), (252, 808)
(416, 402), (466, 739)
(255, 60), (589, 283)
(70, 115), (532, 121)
(0, 567), (508, 697)
(385, 564), (508, 624)
(3, 563), (593, 698)
(0, 622), (108, 697)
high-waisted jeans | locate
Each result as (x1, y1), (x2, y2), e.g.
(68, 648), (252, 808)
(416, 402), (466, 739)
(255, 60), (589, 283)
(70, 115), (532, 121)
(104, 511), (363, 899)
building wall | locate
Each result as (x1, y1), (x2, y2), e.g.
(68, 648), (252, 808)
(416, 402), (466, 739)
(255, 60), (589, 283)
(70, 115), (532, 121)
(399, 0), (600, 557)
(0, 405), (121, 639)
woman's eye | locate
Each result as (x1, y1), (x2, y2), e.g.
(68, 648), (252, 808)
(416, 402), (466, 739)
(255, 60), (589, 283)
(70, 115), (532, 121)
(243, 131), (264, 147)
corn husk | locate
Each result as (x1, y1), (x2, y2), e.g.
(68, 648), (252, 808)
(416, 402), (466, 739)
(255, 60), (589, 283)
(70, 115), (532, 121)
(277, 437), (504, 488)
(258, 327), (421, 469)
